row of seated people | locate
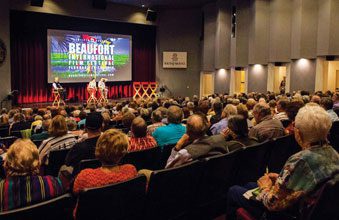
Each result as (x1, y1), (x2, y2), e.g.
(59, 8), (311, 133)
(0, 103), (338, 220)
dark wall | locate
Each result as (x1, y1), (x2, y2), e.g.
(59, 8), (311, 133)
(247, 65), (268, 93)
(10, 10), (156, 103)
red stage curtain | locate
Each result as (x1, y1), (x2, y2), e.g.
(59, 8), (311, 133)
(10, 11), (155, 105)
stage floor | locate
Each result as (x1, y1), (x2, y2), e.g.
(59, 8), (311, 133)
(18, 98), (133, 108)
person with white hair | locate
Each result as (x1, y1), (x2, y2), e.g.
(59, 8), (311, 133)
(210, 104), (237, 135)
(226, 104), (339, 219)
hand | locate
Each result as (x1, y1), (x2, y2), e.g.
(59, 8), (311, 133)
(175, 134), (190, 151)
(221, 128), (237, 139)
(257, 174), (273, 190)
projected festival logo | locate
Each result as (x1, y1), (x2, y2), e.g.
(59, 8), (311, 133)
(50, 32), (130, 80)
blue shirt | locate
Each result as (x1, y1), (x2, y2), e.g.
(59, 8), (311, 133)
(210, 118), (228, 135)
(152, 123), (186, 149)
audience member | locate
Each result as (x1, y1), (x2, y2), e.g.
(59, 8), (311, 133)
(73, 129), (137, 194)
(129, 117), (157, 151)
(273, 98), (289, 121)
(38, 115), (77, 165)
(31, 119), (51, 141)
(249, 103), (285, 142)
(147, 109), (164, 135)
(152, 105), (186, 149)
(320, 97), (339, 122)
(0, 139), (64, 211)
(285, 100), (304, 134)
(210, 104), (237, 135)
(65, 113), (103, 175)
(210, 102), (223, 125)
(166, 114), (231, 168)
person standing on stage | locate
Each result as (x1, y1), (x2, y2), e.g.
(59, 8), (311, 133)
(52, 77), (66, 100)
(88, 78), (97, 90)
(98, 78), (108, 99)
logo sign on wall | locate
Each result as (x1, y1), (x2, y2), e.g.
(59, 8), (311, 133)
(163, 52), (187, 69)
(0, 39), (6, 67)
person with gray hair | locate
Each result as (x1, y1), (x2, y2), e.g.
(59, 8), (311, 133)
(210, 104), (237, 135)
(166, 114), (234, 168)
(227, 104), (339, 219)
(249, 103), (284, 142)
(147, 109), (165, 135)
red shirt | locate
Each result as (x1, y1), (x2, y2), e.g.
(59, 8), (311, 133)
(73, 164), (137, 194)
(128, 135), (157, 152)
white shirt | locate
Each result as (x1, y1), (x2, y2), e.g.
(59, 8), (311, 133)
(98, 81), (106, 90)
(88, 80), (96, 89)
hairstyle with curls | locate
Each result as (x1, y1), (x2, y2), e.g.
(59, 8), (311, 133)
(4, 139), (40, 176)
(95, 129), (129, 165)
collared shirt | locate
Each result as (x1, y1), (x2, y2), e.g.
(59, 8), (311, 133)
(88, 81), (96, 89)
(129, 135), (157, 152)
(327, 109), (339, 122)
(259, 144), (339, 211)
(249, 116), (285, 142)
(273, 112), (289, 121)
(147, 122), (165, 135)
(210, 118), (228, 135)
(98, 81), (105, 90)
(152, 123), (186, 149)
(38, 133), (77, 165)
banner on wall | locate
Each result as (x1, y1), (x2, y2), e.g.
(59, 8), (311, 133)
(163, 52), (187, 69)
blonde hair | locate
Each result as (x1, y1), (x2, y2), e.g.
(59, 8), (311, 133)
(295, 104), (332, 143)
(222, 104), (237, 118)
(95, 129), (129, 165)
(4, 139), (40, 176)
(49, 115), (68, 137)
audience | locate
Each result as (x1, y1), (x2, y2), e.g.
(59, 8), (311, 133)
(226, 104), (339, 219)
(249, 103), (285, 142)
(152, 105), (186, 149)
(38, 115), (77, 165)
(129, 117), (157, 152)
(0, 139), (64, 211)
(210, 104), (237, 135)
(210, 102), (223, 125)
(285, 100), (305, 134)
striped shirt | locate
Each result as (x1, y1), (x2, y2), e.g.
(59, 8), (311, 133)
(38, 133), (77, 165)
(0, 175), (64, 212)
(129, 135), (157, 152)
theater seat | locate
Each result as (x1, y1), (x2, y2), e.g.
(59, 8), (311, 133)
(268, 135), (300, 173)
(157, 144), (175, 169)
(328, 121), (339, 152)
(0, 136), (18, 148)
(0, 193), (73, 220)
(146, 161), (203, 219)
(236, 208), (256, 220)
(44, 148), (70, 176)
(121, 147), (160, 170)
(194, 149), (242, 218)
(76, 175), (147, 220)
(233, 141), (271, 185)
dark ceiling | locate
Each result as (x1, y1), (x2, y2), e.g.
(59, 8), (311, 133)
(107, 0), (216, 9)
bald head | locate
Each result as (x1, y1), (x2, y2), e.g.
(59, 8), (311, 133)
(131, 117), (147, 138)
(186, 114), (209, 138)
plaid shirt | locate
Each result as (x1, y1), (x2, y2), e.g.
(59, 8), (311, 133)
(259, 144), (339, 211)
(128, 135), (157, 152)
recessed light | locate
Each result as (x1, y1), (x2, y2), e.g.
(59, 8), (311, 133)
(141, 4), (145, 7)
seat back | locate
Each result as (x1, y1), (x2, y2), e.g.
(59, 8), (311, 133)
(78, 159), (101, 172)
(233, 141), (271, 185)
(0, 125), (9, 137)
(147, 161), (203, 219)
(0, 193), (73, 220)
(10, 130), (22, 138)
(268, 135), (300, 173)
(44, 148), (70, 176)
(76, 175), (147, 220)
(157, 144), (175, 169)
(195, 150), (242, 217)
(303, 174), (339, 220)
(0, 136), (18, 148)
(328, 121), (339, 152)
(121, 147), (160, 170)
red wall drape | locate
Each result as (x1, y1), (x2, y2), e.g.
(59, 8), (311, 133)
(10, 10), (156, 105)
